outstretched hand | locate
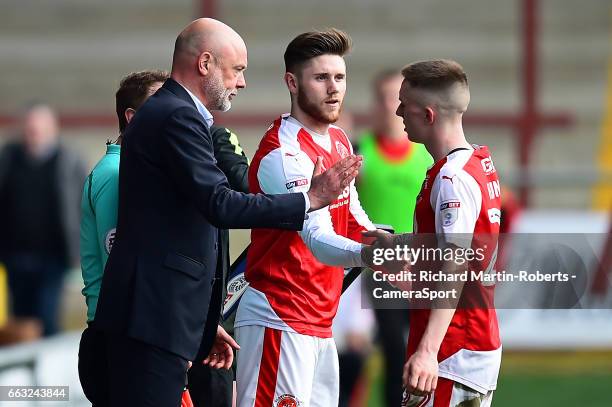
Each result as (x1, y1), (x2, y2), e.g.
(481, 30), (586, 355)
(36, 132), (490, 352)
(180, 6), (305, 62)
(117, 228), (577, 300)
(307, 155), (362, 211)
(361, 229), (412, 288)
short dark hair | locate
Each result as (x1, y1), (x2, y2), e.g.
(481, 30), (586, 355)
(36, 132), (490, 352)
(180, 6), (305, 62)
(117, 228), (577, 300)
(284, 28), (352, 74)
(401, 59), (468, 90)
(115, 70), (169, 132)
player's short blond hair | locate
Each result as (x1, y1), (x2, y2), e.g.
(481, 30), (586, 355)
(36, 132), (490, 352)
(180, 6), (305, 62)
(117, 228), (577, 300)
(401, 59), (468, 90)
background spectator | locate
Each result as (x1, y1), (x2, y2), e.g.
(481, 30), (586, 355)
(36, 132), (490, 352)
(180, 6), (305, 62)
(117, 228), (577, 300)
(0, 103), (86, 336)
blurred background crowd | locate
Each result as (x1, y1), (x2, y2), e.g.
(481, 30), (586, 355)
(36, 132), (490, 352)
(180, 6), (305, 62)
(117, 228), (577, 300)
(0, 0), (610, 406)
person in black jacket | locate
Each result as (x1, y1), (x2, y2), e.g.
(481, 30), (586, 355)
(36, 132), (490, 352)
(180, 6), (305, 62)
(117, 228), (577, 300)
(187, 125), (248, 407)
(93, 18), (362, 407)
(0, 103), (86, 337)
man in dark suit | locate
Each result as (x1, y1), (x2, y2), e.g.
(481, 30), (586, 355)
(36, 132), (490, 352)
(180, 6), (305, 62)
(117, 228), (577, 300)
(94, 18), (362, 406)
(187, 125), (249, 407)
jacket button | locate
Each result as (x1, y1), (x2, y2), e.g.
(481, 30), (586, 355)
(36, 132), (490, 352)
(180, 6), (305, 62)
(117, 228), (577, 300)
(214, 241), (218, 251)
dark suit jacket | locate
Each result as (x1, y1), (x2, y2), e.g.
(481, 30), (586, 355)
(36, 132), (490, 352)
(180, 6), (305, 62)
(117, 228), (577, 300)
(193, 126), (250, 362)
(95, 78), (305, 360)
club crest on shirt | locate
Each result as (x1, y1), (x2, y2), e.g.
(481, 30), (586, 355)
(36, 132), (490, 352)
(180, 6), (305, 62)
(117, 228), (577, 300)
(275, 394), (301, 407)
(335, 141), (349, 158)
(440, 201), (460, 227)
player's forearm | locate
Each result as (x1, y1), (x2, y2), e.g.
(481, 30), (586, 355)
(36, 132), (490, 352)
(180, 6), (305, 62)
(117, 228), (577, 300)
(301, 226), (364, 267)
(418, 254), (466, 354)
(417, 307), (456, 354)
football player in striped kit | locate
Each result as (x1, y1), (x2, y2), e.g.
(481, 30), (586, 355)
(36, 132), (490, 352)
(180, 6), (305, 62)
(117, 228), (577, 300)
(366, 59), (502, 407)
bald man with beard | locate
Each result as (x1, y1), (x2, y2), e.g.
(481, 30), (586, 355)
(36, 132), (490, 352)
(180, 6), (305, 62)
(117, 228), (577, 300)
(93, 19), (362, 406)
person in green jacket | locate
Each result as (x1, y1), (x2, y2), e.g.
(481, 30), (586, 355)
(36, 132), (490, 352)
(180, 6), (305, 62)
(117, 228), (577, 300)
(356, 69), (433, 233)
(78, 70), (169, 406)
(355, 69), (433, 407)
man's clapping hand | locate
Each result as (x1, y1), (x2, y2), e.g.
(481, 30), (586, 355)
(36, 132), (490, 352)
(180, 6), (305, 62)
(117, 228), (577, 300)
(307, 155), (362, 211)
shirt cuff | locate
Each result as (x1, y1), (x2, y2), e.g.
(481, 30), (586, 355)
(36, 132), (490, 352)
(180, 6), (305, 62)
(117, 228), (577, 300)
(353, 243), (365, 268)
(301, 191), (311, 214)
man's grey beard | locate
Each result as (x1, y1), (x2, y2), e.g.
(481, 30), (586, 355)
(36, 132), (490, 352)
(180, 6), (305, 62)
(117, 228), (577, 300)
(207, 73), (233, 112)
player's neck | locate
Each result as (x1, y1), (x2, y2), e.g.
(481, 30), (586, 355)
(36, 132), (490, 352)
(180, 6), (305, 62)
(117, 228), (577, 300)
(289, 108), (330, 136)
(427, 124), (471, 162)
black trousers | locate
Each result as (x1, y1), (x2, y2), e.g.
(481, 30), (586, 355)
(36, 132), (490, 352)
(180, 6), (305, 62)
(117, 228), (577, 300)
(78, 325), (110, 407)
(373, 307), (410, 407)
(105, 333), (189, 407)
(187, 363), (233, 407)
(5, 254), (66, 336)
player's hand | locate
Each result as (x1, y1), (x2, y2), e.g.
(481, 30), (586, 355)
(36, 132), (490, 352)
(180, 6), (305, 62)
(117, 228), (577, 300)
(307, 155), (362, 211)
(402, 350), (438, 396)
(361, 231), (409, 272)
(362, 229), (394, 247)
(361, 229), (392, 268)
(203, 325), (240, 369)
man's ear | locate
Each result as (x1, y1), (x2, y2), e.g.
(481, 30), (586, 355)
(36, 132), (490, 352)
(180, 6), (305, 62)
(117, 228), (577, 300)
(124, 108), (136, 125)
(425, 106), (436, 125)
(198, 52), (213, 76)
(284, 72), (298, 95)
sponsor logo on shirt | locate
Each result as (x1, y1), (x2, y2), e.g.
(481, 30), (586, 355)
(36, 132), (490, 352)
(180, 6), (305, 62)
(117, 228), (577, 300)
(481, 157), (496, 175)
(440, 201), (460, 227)
(329, 199), (349, 210)
(105, 228), (116, 255)
(488, 208), (501, 224)
(286, 178), (309, 190)
(440, 201), (461, 210)
(337, 186), (350, 200)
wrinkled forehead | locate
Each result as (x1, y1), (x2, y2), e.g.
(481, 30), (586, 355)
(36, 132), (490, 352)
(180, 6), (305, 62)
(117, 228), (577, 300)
(216, 38), (248, 67)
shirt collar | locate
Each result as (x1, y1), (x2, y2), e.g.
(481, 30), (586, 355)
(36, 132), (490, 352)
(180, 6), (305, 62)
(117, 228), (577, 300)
(178, 83), (214, 128)
(106, 144), (121, 154)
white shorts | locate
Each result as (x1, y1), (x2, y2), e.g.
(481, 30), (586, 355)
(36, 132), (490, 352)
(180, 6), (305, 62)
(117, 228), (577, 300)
(235, 325), (339, 407)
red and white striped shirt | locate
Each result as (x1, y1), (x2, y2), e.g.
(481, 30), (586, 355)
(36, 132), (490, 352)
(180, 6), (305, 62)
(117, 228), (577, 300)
(235, 114), (374, 337)
(410, 145), (502, 394)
